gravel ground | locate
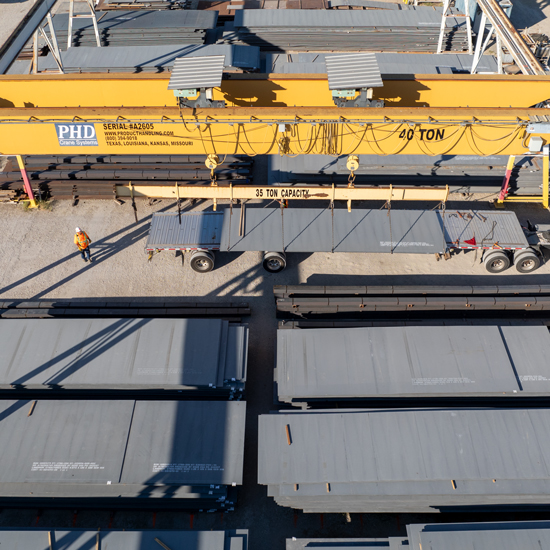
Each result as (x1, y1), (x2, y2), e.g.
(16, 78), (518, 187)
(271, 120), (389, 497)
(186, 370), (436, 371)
(2, 198), (550, 302)
(1, 197), (550, 549)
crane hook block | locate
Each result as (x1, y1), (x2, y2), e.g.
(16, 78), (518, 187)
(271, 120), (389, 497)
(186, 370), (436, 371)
(205, 154), (220, 170)
(346, 155), (359, 172)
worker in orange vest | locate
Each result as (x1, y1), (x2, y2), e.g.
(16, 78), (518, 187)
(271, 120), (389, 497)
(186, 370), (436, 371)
(74, 227), (93, 262)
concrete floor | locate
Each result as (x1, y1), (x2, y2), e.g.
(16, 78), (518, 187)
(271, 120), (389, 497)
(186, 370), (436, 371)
(511, 0), (550, 34)
(1, 195), (550, 549)
(0, 0), (38, 50)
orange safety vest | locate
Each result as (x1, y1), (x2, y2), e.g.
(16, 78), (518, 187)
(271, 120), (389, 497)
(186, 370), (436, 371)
(74, 231), (90, 250)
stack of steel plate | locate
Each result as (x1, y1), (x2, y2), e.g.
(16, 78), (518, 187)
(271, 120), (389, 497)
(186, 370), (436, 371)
(259, 408), (550, 512)
(36, 44), (261, 73)
(0, 318), (247, 398)
(276, 325), (550, 404)
(221, 9), (472, 52)
(288, 521), (550, 550)
(0, 529), (248, 550)
(268, 154), (544, 195)
(262, 52), (498, 74)
(220, 208), (446, 254)
(0, 399), (245, 509)
(51, 10), (217, 47)
(98, 0), (191, 9)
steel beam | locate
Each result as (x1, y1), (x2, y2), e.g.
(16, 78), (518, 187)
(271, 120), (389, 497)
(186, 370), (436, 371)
(1, 73), (550, 109)
(116, 184), (450, 203)
(0, 106), (544, 157)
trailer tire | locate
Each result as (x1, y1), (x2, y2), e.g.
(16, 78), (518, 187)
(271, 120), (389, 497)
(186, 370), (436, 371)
(483, 250), (510, 273)
(263, 251), (286, 273)
(514, 249), (540, 273)
(190, 250), (215, 273)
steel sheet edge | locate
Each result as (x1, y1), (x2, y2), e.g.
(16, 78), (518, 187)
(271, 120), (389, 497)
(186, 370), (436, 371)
(0, 529), (248, 550)
(0, 108), (541, 156)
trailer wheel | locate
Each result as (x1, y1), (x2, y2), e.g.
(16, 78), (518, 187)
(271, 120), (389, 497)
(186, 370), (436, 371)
(190, 250), (215, 273)
(483, 250), (510, 273)
(263, 251), (286, 273)
(514, 249), (540, 273)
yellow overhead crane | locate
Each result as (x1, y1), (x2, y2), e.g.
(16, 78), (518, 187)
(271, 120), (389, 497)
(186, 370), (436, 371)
(1, 72), (550, 207)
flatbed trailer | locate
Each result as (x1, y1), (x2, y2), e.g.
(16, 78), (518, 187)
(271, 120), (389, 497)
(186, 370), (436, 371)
(145, 208), (548, 274)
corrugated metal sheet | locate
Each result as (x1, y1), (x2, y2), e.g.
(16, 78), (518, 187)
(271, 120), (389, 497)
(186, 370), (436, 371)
(220, 208), (446, 254)
(168, 56), (226, 89)
(0, 318), (247, 390)
(276, 325), (550, 401)
(146, 212), (223, 249)
(0, 529), (248, 550)
(439, 210), (529, 247)
(325, 53), (383, 90)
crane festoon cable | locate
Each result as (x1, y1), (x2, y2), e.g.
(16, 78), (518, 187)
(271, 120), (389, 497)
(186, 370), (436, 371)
(412, 125), (468, 156)
(238, 123), (278, 156)
(465, 124), (524, 156)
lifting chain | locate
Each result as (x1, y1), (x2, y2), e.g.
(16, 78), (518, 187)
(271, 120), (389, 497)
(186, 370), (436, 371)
(346, 155), (359, 188)
(205, 154), (220, 210)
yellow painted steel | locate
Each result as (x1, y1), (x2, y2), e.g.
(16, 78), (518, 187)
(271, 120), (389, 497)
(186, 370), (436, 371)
(15, 155), (37, 208)
(116, 183), (450, 203)
(496, 148), (549, 208)
(0, 106), (545, 156)
(1, 73), (550, 108)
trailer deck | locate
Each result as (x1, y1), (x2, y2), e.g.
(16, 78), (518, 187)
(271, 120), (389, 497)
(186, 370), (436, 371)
(146, 212), (223, 251)
(146, 208), (531, 254)
(440, 210), (529, 250)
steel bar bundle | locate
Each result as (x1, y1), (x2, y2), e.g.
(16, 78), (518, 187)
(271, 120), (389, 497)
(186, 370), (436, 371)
(274, 284), (550, 316)
(276, 325), (550, 404)
(0, 399), (245, 509)
(222, 9), (472, 52)
(287, 521), (550, 550)
(259, 408), (550, 512)
(0, 318), (247, 396)
(0, 155), (253, 200)
(0, 529), (248, 550)
(51, 10), (217, 48)
(0, 298), (250, 317)
(268, 154), (544, 196)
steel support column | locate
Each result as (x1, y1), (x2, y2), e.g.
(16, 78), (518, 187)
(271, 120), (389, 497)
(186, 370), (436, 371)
(15, 155), (37, 208)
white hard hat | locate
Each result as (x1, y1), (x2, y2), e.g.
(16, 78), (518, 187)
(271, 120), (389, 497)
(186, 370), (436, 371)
(75, 227), (81, 232)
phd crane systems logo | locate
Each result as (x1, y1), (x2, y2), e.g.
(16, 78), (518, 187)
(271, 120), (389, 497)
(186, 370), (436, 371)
(55, 123), (98, 146)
